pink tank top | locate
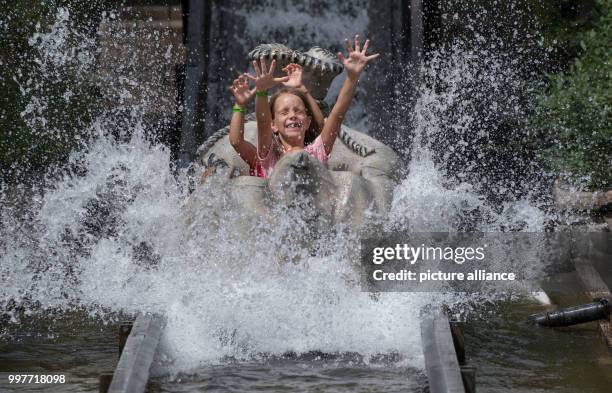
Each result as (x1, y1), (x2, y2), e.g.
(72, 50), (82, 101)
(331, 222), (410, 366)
(250, 135), (329, 178)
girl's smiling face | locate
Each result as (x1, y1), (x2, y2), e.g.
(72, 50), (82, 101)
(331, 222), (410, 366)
(271, 93), (312, 146)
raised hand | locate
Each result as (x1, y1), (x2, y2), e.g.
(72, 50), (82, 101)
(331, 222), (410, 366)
(337, 35), (379, 80)
(229, 74), (256, 107)
(248, 57), (289, 92)
(281, 63), (306, 92)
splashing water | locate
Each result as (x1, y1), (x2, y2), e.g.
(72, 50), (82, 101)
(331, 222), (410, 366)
(1, 2), (555, 375)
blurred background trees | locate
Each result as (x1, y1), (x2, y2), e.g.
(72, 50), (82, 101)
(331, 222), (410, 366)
(531, 0), (611, 190)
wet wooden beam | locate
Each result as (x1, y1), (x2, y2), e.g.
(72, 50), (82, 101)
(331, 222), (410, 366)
(574, 259), (612, 351)
(449, 321), (466, 365)
(553, 182), (612, 211)
(460, 365), (476, 393)
(99, 372), (113, 393)
(421, 313), (466, 393)
(108, 313), (165, 393)
(118, 322), (133, 356)
(572, 229), (612, 351)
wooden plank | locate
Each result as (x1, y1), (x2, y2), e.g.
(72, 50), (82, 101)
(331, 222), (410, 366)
(575, 262), (610, 299)
(574, 259), (612, 352)
(421, 313), (466, 393)
(553, 182), (612, 210)
(99, 373), (113, 393)
(460, 365), (476, 393)
(449, 321), (465, 365)
(108, 313), (165, 393)
(118, 322), (133, 356)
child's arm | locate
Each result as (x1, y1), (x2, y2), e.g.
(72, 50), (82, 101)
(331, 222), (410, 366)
(320, 35), (379, 156)
(281, 63), (324, 133)
(228, 74), (257, 167)
(247, 57), (289, 158)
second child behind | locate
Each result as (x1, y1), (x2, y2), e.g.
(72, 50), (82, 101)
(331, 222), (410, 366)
(229, 35), (379, 178)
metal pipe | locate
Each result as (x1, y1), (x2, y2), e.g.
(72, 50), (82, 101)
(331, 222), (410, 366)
(528, 298), (610, 327)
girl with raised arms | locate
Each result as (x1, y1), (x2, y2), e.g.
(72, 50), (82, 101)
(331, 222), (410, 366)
(228, 35), (378, 177)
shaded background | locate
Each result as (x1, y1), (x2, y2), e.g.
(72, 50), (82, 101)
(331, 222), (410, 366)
(1, 0), (609, 193)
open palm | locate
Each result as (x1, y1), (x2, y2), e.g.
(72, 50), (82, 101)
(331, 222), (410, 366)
(281, 63), (304, 90)
(248, 57), (289, 91)
(338, 35), (379, 80)
(229, 74), (255, 107)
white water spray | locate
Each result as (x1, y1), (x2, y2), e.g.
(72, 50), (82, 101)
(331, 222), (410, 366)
(1, 3), (554, 375)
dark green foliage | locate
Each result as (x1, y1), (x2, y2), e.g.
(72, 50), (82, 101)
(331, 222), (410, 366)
(532, 0), (611, 189)
(531, 0), (600, 69)
(0, 0), (111, 181)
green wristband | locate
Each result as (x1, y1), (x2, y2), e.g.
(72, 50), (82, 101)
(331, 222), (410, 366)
(255, 90), (268, 97)
(232, 104), (245, 114)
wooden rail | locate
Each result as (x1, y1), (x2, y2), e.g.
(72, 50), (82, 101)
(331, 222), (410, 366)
(103, 313), (165, 393)
(421, 313), (475, 393)
(573, 244), (612, 351)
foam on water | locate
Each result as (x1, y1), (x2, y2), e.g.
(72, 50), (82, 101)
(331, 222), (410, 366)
(1, 2), (553, 374)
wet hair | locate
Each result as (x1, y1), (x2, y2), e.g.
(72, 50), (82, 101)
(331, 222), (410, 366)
(269, 87), (319, 146)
